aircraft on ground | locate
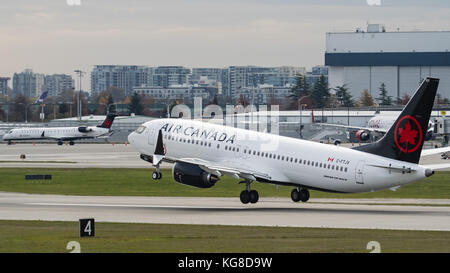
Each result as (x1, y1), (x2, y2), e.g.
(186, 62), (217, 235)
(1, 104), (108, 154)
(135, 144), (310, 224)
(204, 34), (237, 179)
(320, 110), (435, 142)
(128, 78), (450, 204)
(2, 114), (117, 145)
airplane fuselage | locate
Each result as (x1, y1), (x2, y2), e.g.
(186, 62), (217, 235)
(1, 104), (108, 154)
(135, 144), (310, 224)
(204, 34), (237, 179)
(2, 126), (110, 142)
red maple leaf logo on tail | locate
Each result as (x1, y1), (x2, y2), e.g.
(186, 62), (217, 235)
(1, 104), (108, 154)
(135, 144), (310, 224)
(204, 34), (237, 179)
(398, 121), (418, 153)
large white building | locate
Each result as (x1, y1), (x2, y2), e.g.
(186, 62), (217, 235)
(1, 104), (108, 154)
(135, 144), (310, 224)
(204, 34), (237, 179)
(326, 25), (450, 102)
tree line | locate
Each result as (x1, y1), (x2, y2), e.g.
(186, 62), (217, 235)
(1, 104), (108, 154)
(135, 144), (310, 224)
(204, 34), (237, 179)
(286, 74), (450, 110)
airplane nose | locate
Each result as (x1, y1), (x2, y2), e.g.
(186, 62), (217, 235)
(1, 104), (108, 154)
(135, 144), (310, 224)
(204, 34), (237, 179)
(127, 132), (135, 144)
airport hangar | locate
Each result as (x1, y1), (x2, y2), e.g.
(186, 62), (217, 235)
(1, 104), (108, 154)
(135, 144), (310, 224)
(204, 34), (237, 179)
(326, 24), (450, 101)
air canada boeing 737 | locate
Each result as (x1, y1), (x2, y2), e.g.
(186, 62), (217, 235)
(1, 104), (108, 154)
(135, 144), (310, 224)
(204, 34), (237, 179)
(128, 78), (450, 204)
(3, 114), (117, 145)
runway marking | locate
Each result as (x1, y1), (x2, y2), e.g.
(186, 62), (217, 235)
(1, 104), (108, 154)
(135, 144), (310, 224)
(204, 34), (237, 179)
(25, 202), (246, 210)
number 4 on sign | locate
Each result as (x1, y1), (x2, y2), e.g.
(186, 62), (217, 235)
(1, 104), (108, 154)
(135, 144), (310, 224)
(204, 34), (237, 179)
(79, 218), (95, 237)
(84, 220), (92, 235)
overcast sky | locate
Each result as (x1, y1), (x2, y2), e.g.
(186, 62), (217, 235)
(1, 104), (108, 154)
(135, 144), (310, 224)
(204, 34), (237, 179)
(2, 0), (450, 90)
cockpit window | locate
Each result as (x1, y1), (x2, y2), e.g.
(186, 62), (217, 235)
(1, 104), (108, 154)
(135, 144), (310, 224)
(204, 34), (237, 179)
(7, 130), (13, 134)
(135, 126), (146, 134)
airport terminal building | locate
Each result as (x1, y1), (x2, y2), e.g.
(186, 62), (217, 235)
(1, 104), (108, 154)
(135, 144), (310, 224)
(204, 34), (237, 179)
(325, 25), (450, 101)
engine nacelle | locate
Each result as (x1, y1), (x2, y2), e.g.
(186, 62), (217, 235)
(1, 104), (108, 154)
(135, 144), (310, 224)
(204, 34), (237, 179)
(78, 126), (92, 133)
(172, 162), (219, 188)
(356, 129), (370, 141)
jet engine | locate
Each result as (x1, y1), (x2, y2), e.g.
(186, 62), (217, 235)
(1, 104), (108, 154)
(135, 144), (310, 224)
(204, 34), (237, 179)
(172, 162), (219, 188)
(78, 126), (92, 133)
(355, 130), (370, 142)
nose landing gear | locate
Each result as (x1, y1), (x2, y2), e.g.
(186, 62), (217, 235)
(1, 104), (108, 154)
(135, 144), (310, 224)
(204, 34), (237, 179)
(152, 171), (162, 180)
(152, 164), (162, 180)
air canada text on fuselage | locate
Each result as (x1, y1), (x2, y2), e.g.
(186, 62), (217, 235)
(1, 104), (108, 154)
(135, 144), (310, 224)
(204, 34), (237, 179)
(161, 122), (236, 144)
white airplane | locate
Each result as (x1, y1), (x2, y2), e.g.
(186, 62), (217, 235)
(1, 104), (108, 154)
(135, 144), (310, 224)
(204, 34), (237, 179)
(128, 78), (450, 204)
(319, 111), (435, 142)
(2, 114), (117, 145)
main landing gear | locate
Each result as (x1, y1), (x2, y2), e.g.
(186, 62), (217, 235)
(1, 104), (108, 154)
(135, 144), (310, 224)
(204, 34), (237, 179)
(291, 188), (310, 202)
(239, 181), (259, 204)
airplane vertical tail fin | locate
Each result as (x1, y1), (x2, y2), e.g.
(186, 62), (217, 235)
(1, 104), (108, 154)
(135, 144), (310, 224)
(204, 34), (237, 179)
(97, 114), (117, 129)
(353, 78), (439, 164)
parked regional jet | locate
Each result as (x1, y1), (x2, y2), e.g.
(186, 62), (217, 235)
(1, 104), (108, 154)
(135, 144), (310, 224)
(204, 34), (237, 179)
(128, 78), (450, 204)
(2, 114), (117, 145)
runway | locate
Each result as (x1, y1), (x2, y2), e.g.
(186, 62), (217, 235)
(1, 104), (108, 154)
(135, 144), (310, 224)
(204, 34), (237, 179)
(0, 143), (171, 168)
(0, 192), (449, 231)
(0, 143), (447, 169)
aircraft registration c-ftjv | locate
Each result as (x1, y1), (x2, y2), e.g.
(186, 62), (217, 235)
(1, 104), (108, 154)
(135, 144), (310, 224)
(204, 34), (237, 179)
(2, 114), (117, 145)
(128, 78), (450, 204)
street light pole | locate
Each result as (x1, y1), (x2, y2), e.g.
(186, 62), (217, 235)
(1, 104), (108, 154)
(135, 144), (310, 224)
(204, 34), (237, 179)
(74, 70), (85, 121)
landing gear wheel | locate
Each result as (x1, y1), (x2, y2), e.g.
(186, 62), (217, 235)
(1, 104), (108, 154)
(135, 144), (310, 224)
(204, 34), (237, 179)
(249, 190), (259, 204)
(291, 189), (301, 202)
(299, 188), (310, 202)
(7, 140), (12, 145)
(57, 140), (63, 146)
(69, 141), (75, 146)
(152, 171), (162, 180)
(291, 188), (310, 202)
(240, 190), (250, 204)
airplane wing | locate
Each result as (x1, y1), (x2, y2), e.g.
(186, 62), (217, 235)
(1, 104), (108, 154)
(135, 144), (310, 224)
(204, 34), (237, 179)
(45, 136), (95, 141)
(317, 123), (388, 134)
(421, 147), (450, 157)
(163, 156), (273, 181)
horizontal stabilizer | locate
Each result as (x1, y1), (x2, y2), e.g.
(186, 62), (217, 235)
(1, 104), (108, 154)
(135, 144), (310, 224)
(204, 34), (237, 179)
(421, 147), (450, 157)
(422, 163), (450, 170)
